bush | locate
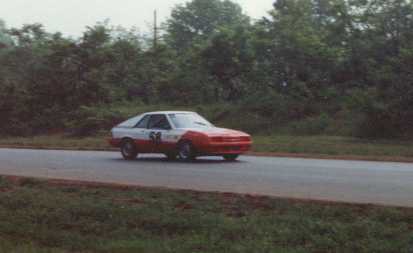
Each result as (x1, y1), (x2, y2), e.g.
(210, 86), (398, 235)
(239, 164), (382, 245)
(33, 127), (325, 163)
(239, 89), (295, 121)
(0, 119), (33, 137)
(65, 105), (126, 137)
(194, 103), (275, 134)
(353, 103), (401, 139)
(289, 113), (330, 135)
(346, 88), (400, 139)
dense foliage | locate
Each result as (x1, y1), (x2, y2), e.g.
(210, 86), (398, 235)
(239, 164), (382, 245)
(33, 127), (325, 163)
(1, 0), (413, 138)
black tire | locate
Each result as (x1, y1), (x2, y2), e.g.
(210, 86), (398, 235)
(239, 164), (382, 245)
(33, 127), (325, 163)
(177, 141), (197, 161)
(120, 139), (138, 160)
(223, 154), (239, 161)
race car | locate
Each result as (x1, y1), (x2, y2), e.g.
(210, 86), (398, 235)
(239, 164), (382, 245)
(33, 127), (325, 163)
(108, 111), (252, 161)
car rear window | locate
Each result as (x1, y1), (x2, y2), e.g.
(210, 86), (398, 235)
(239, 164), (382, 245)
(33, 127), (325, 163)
(117, 115), (142, 128)
(135, 115), (150, 128)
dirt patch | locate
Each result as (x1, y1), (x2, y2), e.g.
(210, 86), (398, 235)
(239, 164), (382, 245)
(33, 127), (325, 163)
(113, 198), (146, 205)
(1, 175), (413, 210)
(175, 202), (193, 211)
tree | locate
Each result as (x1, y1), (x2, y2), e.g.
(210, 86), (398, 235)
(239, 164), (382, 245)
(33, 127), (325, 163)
(166, 0), (249, 52)
(356, 0), (413, 137)
(1, 0), (413, 138)
(104, 27), (143, 99)
(200, 25), (254, 100)
(249, 0), (343, 117)
(0, 19), (12, 48)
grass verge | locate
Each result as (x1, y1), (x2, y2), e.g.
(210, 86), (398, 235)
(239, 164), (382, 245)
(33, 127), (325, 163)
(1, 135), (413, 162)
(0, 175), (413, 253)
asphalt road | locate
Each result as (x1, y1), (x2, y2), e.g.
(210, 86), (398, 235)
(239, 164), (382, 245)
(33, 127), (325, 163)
(1, 148), (413, 207)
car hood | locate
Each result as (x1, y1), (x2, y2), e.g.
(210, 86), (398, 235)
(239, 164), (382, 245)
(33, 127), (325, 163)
(181, 127), (249, 137)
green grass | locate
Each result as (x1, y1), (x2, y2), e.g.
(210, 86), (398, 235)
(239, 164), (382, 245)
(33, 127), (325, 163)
(253, 135), (413, 158)
(0, 176), (413, 253)
(0, 135), (110, 150)
(1, 135), (413, 161)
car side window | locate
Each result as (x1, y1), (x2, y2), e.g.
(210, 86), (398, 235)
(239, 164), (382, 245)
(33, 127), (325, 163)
(135, 115), (150, 128)
(148, 115), (171, 130)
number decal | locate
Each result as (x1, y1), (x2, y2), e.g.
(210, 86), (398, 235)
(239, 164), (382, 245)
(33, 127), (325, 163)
(155, 132), (162, 145)
(150, 132), (162, 145)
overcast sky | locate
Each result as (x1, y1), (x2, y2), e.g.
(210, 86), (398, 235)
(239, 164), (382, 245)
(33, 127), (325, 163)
(0, 0), (273, 37)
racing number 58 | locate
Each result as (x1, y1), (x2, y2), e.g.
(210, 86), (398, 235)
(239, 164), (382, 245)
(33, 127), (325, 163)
(149, 132), (162, 145)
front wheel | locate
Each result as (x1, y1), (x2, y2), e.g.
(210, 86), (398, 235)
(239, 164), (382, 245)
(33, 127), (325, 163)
(178, 141), (196, 161)
(121, 139), (138, 160)
(223, 154), (239, 161)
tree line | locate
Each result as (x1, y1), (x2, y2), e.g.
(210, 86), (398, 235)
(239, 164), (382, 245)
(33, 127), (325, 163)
(1, 0), (413, 138)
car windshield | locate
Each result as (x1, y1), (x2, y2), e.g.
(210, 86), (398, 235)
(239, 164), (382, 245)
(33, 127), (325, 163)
(168, 113), (213, 129)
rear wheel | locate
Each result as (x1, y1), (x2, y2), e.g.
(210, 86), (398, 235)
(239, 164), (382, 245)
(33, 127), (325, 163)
(178, 141), (196, 161)
(223, 154), (239, 161)
(121, 139), (138, 160)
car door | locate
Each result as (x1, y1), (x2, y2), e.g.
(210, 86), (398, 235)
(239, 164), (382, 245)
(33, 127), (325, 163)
(131, 114), (152, 153)
(146, 114), (174, 153)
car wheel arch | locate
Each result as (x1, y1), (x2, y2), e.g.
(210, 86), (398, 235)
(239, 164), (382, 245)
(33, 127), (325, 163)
(121, 137), (135, 145)
(177, 139), (193, 149)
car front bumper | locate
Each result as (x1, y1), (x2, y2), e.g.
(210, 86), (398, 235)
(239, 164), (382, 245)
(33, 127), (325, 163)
(197, 141), (252, 155)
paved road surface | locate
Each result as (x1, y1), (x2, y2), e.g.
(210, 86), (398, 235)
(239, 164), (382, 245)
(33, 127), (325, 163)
(0, 148), (413, 207)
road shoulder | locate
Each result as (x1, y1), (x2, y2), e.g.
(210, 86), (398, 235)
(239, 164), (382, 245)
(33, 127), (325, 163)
(1, 144), (413, 163)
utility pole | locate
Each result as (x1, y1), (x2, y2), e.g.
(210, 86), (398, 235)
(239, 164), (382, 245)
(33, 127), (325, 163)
(153, 10), (158, 49)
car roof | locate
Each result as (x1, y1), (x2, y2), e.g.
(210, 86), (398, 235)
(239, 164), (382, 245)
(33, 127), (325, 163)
(144, 111), (196, 115)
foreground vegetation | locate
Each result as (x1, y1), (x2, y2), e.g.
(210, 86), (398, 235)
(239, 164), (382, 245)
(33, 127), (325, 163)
(0, 176), (412, 253)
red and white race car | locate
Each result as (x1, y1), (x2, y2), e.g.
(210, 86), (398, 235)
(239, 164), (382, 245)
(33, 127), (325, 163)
(108, 111), (252, 161)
